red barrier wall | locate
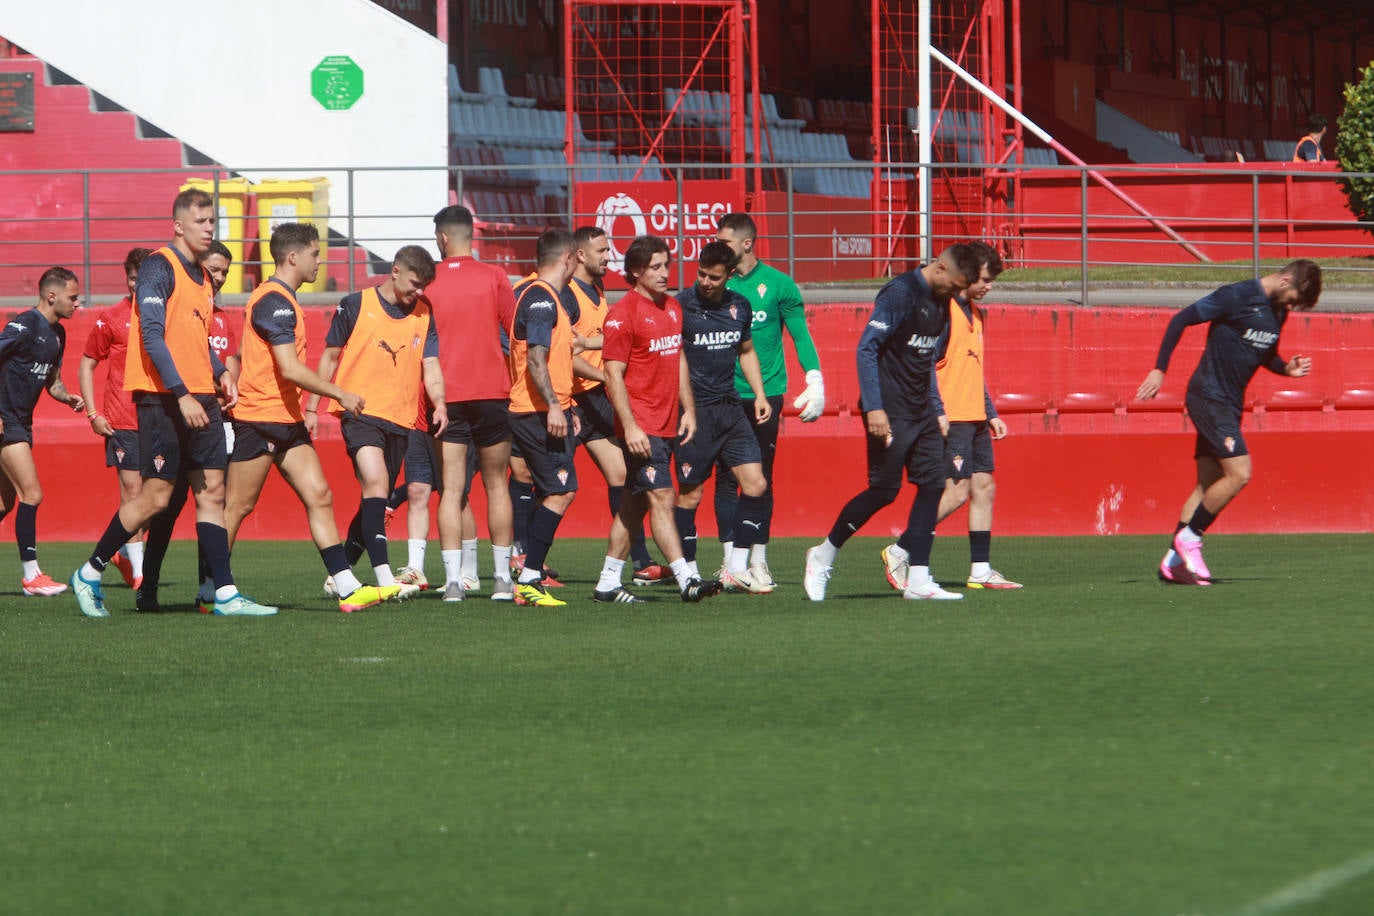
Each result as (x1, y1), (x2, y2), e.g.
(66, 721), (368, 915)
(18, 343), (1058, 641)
(13, 302), (1374, 544)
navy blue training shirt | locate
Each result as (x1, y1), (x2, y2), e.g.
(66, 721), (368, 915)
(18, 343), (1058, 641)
(856, 269), (949, 419)
(0, 308), (65, 422)
(677, 284), (753, 404)
(249, 280), (300, 346)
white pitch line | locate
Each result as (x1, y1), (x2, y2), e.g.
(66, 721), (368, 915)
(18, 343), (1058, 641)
(1228, 849), (1374, 916)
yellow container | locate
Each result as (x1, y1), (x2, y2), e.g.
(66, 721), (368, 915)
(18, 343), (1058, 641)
(254, 177), (331, 292)
(180, 177), (251, 293)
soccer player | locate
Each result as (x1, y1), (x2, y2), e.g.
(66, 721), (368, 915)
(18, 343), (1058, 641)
(79, 247), (152, 591)
(423, 205), (517, 602)
(802, 244), (981, 602)
(0, 266), (85, 596)
(1136, 259), (1322, 585)
(390, 415), (482, 592)
(221, 222), (395, 612)
(713, 212), (824, 588)
(506, 229), (579, 608)
(309, 245), (445, 599)
(69, 188), (272, 618)
(881, 241), (1021, 591)
(590, 235), (721, 604)
(563, 225), (668, 586)
(673, 241), (773, 593)
(1293, 115), (1327, 163)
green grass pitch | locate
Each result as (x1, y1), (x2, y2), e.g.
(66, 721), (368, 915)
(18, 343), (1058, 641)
(2, 534), (1372, 915)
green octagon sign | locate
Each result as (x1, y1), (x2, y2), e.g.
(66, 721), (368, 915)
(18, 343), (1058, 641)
(312, 55), (364, 111)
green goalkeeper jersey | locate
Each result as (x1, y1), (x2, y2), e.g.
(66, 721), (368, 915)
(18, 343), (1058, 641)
(727, 260), (821, 398)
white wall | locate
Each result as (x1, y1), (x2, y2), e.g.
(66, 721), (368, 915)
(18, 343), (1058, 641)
(2, 0), (448, 261)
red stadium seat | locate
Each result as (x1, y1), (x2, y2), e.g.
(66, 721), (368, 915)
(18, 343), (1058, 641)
(993, 392), (1053, 414)
(1334, 388), (1374, 409)
(1056, 391), (1120, 413)
(1125, 390), (1185, 412)
(1264, 390), (1328, 411)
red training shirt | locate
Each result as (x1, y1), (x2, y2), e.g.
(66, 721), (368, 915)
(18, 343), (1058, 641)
(82, 297), (137, 430)
(424, 255), (517, 402)
(208, 304), (239, 366)
(602, 288), (683, 439)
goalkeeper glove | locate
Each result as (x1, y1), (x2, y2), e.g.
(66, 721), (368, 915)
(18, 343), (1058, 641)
(792, 369), (825, 422)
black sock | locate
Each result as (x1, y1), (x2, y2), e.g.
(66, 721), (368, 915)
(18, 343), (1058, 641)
(510, 479), (535, 552)
(88, 512), (135, 573)
(674, 506), (698, 562)
(758, 485), (774, 544)
(195, 521), (234, 591)
(320, 543), (352, 577)
(969, 530), (991, 564)
(897, 484), (944, 566)
(361, 497), (389, 568)
(15, 502), (37, 563)
(345, 510), (365, 565)
(826, 487), (900, 548)
(713, 468), (738, 544)
(521, 505), (564, 579)
(607, 485), (624, 517)
(733, 493), (767, 551)
(1187, 505), (1217, 535)
(386, 484), (407, 512)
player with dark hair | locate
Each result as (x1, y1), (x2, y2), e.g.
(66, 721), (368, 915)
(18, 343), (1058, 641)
(673, 241), (774, 593)
(1293, 115), (1327, 163)
(881, 240), (1021, 591)
(79, 246), (153, 591)
(423, 204), (517, 601)
(506, 229), (579, 607)
(563, 225), (667, 586)
(803, 244), (982, 602)
(0, 266), (85, 595)
(1136, 258), (1322, 585)
(222, 222), (393, 612)
(70, 189), (269, 617)
(310, 245), (445, 599)
(714, 211), (824, 588)
(591, 235), (721, 604)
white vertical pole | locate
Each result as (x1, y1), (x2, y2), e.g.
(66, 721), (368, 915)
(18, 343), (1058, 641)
(917, 0), (932, 262)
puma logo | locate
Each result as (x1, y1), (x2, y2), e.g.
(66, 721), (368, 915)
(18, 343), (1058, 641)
(377, 338), (403, 366)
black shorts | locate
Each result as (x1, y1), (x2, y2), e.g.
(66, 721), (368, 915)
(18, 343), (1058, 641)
(135, 392), (227, 481)
(509, 411), (578, 495)
(1187, 391), (1249, 459)
(403, 429), (440, 489)
(340, 414), (408, 487)
(442, 399), (510, 448)
(867, 414), (945, 489)
(624, 434), (676, 494)
(944, 420), (996, 479)
(676, 401), (761, 487)
(104, 429), (140, 470)
(0, 408), (33, 447)
(574, 387), (618, 445)
(230, 419), (313, 463)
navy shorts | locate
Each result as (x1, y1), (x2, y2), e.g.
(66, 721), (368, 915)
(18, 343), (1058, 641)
(574, 387), (618, 445)
(230, 419), (313, 463)
(676, 401), (761, 487)
(403, 428), (445, 492)
(944, 420), (996, 479)
(104, 429), (140, 470)
(1187, 391), (1248, 459)
(340, 414), (408, 488)
(135, 392), (227, 481)
(624, 434), (675, 494)
(0, 408), (33, 447)
(442, 399), (510, 448)
(509, 411), (578, 495)
(867, 414), (945, 489)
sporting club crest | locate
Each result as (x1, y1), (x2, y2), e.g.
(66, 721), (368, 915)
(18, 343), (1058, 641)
(115, 448), (126, 464)
(1224, 437), (1236, 453)
(645, 466), (657, 484)
(557, 468), (569, 485)
(729, 305), (737, 320)
(153, 454), (165, 472)
(680, 462), (692, 479)
(952, 454), (965, 473)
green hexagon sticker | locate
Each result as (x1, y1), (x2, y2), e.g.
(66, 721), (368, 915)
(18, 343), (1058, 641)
(312, 56), (364, 111)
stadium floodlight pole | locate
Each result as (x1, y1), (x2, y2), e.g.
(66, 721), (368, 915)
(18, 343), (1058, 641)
(917, 0), (932, 263)
(929, 45), (1211, 264)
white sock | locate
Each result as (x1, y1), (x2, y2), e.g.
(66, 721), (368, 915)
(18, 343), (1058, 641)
(813, 539), (839, 566)
(461, 538), (479, 579)
(908, 565), (931, 588)
(374, 564), (396, 587)
(518, 565), (542, 585)
(1164, 549), (1180, 566)
(970, 561), (991, 579)
(442, 549), (462, 585)
(22, 560), (40, 579)
(215, 584), (237, 601)
(687, 560), (700, 579)
(125, 540), (144, 577)
(670, 557), (691, 590)
(721, 541), (733, 565)
(492, 545), (513, 582)
(597, 556), (625, 591)
(334, 568), (363, 597)
(729, 547), (750, 574)
(1178, 527), (1202, 543)
(749, 543), (767, 566)
(407, 539), (427, 572)
(80, 562), (103, 582)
